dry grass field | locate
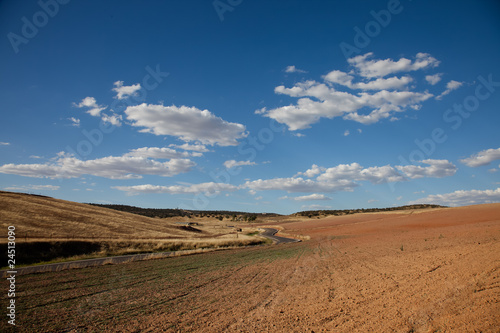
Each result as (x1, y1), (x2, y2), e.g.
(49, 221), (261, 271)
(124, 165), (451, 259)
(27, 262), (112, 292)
(0, 191), (264, 265)
(0, 198), (498, 332)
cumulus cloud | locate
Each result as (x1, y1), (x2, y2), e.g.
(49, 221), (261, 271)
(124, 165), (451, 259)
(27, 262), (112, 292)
(436, 80), (464, 100)
(348, 52), (440, 78)
(0, 153), (195, 179)
(285, 65), (307, 73)
(396, 159), (457, 179)
(73, 97), (107, 117)
(425, 73), (443, 85)
(223, 160), (257, 169)
(317, 163), (406, 184)
(258, 53), (437, 130)
(408, 188), (500, 206)
(460, 148), (500, 167)
(244, 159), (456, 194)
(125, 103), (247, 146)
(111, 158), (460, 198)
(112, 81), (141, 100)
(113, 182), (238, 196)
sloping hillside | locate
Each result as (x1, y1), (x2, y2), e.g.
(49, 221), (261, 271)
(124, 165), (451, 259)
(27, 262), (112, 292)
(0, 191), (197, 240)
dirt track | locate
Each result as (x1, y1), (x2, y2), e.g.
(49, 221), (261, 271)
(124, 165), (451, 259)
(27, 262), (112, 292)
(260, 228), (301, 244)
(2, 204), (499, 332)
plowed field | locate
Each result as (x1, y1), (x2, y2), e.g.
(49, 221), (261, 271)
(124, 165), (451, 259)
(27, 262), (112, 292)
(1, 204), (499, 332)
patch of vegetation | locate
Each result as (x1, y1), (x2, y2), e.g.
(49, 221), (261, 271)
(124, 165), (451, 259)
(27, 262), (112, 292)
(0, 238), (267, 268)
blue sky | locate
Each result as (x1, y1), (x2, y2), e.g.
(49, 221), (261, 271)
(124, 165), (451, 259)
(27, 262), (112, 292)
(1, 0), (499, 214)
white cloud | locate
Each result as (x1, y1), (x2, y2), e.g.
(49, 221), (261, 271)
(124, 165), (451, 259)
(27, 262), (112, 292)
(259, 53), (436, 130)
(408, 188), (500, 206)
(113, 182), (238, 196)
(223, 160), (257, 169)
(324, 70), (413, 90)
(125, 103), (247, 146)
(460, 148), (500, 167)
(0, 142), (10, 146)
(285, 65), (307, 73)
(297, 164), (326, 178)
(29, 155), (42, 159)
(4, 184), (60, 191)
(343, 130), (350, 136)
(126, 147), (194, 159)
(244, 177), (358, 193)
(73, 96), (122, 126)
(348, 52), (440, 78)
(169, 143), (210, 153)
(264, 83), (432, 129)
(436, 80), (464, 100)
(0, 153), (195, 179)
(74, 97), (107, 117)
(425, 73), (443, 85)
(68, 117), (80, 127)
(286, 194), (332, 201)
(396, 159), (457, 179)
(317, 163), (406, 184)
(244, 159), (457, 195)
(101, 113), (122, 126)
(112, 81), (141, 100)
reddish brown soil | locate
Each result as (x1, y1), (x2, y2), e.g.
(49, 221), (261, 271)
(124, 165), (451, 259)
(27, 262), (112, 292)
(4, 204), (499, 332)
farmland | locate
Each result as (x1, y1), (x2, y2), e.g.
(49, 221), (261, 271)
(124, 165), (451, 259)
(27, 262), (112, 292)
(0, 201), (498, 332)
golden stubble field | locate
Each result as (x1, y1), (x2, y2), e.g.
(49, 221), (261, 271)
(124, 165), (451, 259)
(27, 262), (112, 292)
(0, 191), (265, 264)
(0, 197), (499, 332)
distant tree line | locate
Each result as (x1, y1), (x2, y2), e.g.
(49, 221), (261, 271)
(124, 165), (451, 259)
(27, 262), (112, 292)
(89, 204), (278, 220)
(295, 204), (446, 218)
